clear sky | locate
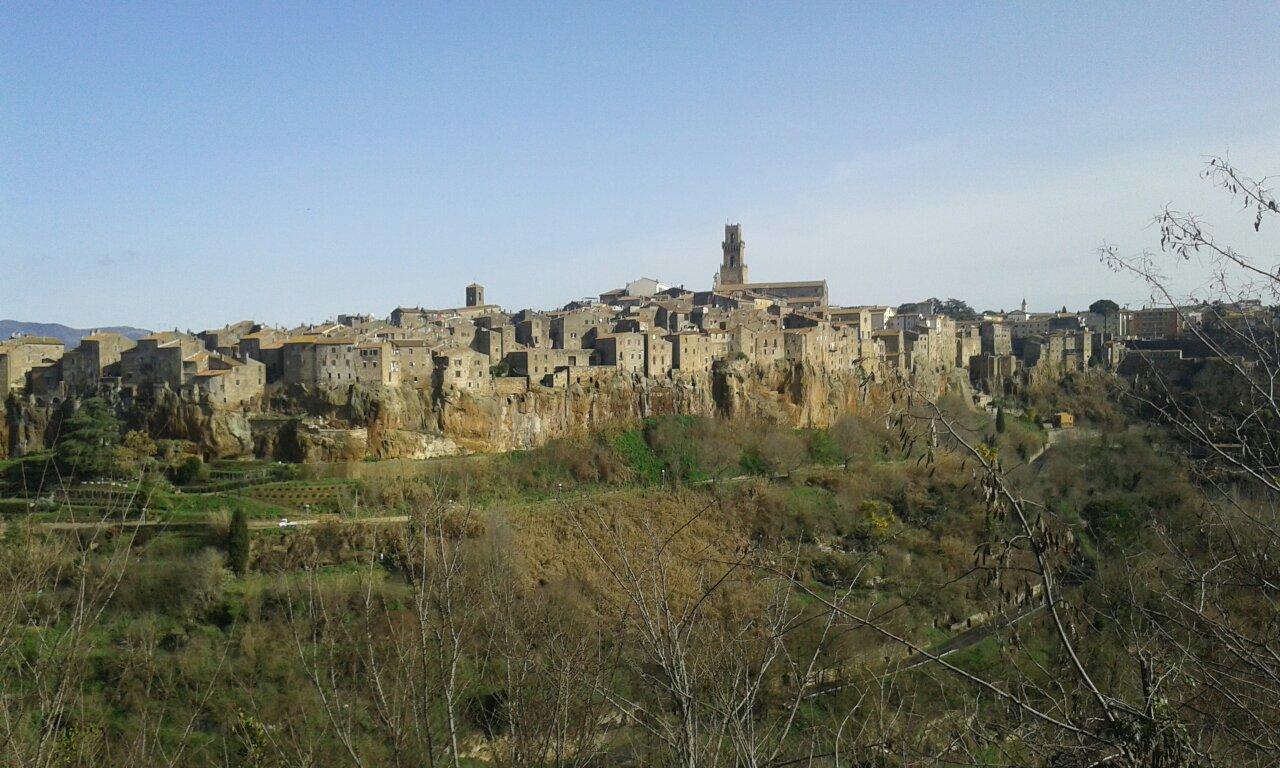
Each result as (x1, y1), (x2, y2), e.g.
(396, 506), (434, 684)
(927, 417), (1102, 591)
(4, 2), (1278, 330)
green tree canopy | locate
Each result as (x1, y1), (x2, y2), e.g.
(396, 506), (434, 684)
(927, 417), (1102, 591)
(55, 398), (121, 478)
(1089, 298), (1120, 315)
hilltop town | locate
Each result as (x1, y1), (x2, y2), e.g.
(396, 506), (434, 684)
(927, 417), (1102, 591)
(1, 224), (1230, 458)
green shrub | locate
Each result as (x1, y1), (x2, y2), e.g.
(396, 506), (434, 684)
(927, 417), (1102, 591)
(173, 456), (210, 486)
(739, 447), (769, 476)
(614, 429), (664, 484)
(805, 430), (843, 466)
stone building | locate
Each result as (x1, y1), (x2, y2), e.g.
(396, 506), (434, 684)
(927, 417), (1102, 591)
(643, 331), (672, 377)
(718, 224), (749, 286)
(1023, 330), (1093, 371)
(282, 335), (361, 387)
(63, 332), (135, 395)
(594, 332), (646, 373)
(784, 326), (831, 366)
(873, 329), (906, 370)
(238, 329), (286, 382)
(667, 332), (715, 373)
(514, 311), (550, 349)
(0, 337), (65, 398)
(391, 339), (435, 387)
(624, 277), (671, 298)
(955, 323), (982, 369)
(119, 332), (204, 391)
(504, 348), (588, 383)
(190, 356), (265, 407)
(390, 307), (427, 328)
(355, 340), (399, 386)
(980, 321), (1012, 356)
(863, 306), (896, 331)
(1131, 307), (1185, 339)
(199, 321), (257, 355)
(433, 347), (491, 393)
(550, 308), (611, 349)
(654, 300), (694, 333)
(970, 353), (1019, 390)
(473, 324), (515, 365)
(712, 224), (829, 307)
(828, 306), (873, 336)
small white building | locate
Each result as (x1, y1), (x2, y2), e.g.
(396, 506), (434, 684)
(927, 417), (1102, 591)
(625, 277), (672, 298)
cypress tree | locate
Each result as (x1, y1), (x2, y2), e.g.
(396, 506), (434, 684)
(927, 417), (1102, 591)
(228, 508), (250, 576)
(995, 406), (1007, 433)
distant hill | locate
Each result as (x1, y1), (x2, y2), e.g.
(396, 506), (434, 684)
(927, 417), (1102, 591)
(0, 320), (152, 349)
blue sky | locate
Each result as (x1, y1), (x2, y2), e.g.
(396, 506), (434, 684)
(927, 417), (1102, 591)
(3, 2), (1278, 329)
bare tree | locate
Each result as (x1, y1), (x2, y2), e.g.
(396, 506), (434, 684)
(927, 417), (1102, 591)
(569, 492), (837, 768)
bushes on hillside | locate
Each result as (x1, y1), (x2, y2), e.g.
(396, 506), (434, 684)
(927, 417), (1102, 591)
(54, 398), (121, 479)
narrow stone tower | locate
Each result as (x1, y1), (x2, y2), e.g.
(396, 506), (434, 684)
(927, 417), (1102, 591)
(466, 283), (485, 307)
(718, 224), (748, 286)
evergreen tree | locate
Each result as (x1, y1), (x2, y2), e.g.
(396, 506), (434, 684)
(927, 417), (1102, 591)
(228, 508), (250, 576)
(55, 397), (121, 478)
(995, 405), (1007, 433)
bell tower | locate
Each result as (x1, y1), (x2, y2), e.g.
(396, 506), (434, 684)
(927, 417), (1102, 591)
(718, 224), (748, 286)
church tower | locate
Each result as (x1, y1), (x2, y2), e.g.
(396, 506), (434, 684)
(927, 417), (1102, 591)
(718, 224), (748, 286)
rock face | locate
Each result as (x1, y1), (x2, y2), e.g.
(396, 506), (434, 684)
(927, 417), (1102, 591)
(5, 361), (964, 462)
(3, 396), (56, 459)
(437, 362), (896, 453)
(138, 389), (256, 458)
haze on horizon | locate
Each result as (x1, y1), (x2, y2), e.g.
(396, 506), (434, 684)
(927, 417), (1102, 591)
(3, 2), (1278, 331)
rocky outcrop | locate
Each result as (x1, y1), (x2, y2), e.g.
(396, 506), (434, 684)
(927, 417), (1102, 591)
(3, 361), (965, 462)
(438, 372), (715, 452)
(136, 389), (255, 458)
(3, 395), (58, 459)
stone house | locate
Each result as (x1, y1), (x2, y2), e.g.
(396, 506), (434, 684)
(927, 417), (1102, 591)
(666, 332), (713, 373)
(199, 321), (256, 355)
(238, 329), (286, 382)
(654, 301), (693, 333)
(0, 337), (65, 398)
(784, 327), (831, 366)
(550, 309), (611, 349)
(26, 362), (64, 399)
(63, 332), (135, 395)
(473, 324), (515, 365)
(119, 332), (204, 391)
(873, 330), (906, 370)
(955, 323), (982, 368)
(1023, 330), (1092, 370)
(189, 356), (265, 407)
(283, 335), (361, 387)
(355, 341), (399, 386)
(433, 347), (491, 393)
(970, 353), (1019, 389)
(390, 307), (428, 328)
(644, 332), (672, 378)
(594, 332), (646, 373)
(514, 312), (550, 349)
(504, 348), (588, 381)
(624, 277), (671, 297)
(980, 321), (1012, 356)
(1131, 307), (1185, 339)
(391, 339), (435, 387)
(828, 306), (874, 336)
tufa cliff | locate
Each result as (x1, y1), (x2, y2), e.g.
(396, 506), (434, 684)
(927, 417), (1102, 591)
(5, 361), (966, 462)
